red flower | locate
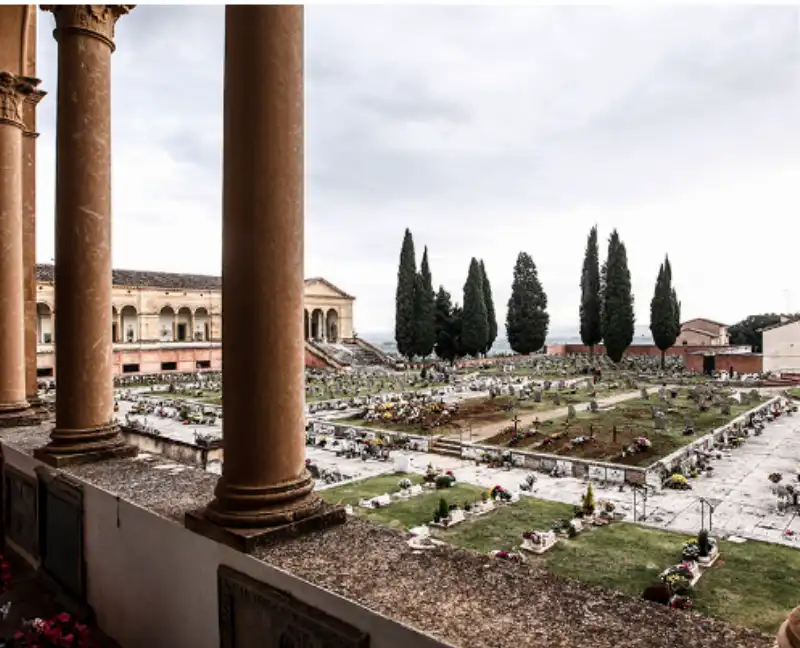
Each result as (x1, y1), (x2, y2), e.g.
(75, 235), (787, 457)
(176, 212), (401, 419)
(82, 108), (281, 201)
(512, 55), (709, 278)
(56, 612), (72, 624)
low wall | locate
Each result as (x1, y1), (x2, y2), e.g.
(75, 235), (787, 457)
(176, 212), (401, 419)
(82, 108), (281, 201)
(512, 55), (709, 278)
(120, 425), (223, 468)
(685, 353), (763, 374)
(308, 419), (433, 453)
(460, 443), (647, 485)
(646, 396), (780, 478)
(0, 444), (450, 648)
(546, 344), (751, 358)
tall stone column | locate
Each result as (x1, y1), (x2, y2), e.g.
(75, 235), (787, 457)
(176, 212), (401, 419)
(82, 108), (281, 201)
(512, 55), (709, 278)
(22, 84), (46, 407)
(0, 72), (38, 427)
(777, 607), (800, 648)
(34, 5), (136, 466)
(187, 5), (342, 551)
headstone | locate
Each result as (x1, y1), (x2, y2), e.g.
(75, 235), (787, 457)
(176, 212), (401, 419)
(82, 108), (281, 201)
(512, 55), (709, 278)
(567, 404), (576, 421)
(654, 412), (666, 431)
(533, 390), (542, 403)
(589, 399), (599, 414)
(641, 388), (649, 399)
(553, 392), (561, 406)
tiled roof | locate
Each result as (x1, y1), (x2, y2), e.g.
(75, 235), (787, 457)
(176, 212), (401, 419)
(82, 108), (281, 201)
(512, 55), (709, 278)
(36, 264), (221, 290)
(681, 318), (728, 335)
(36, 264), (353, 297)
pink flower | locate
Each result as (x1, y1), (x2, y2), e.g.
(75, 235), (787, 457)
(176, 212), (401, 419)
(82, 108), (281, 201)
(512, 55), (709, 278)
(56, 612), (72, 624)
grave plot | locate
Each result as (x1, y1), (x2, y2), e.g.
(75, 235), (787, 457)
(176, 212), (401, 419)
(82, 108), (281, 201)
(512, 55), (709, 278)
(483, 387), (768, 466)
(305, 367), (450, 402)
(320, 472), (487, 530)
(337, 383), (606, 436)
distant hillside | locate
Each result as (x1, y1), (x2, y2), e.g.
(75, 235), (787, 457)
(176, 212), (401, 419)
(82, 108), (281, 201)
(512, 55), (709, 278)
(361, 326), (654, 356)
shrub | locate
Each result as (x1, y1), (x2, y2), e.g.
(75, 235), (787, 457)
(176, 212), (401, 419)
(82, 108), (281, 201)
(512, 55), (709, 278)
(435, 475), (454, 489)
(697, 529), (711, 557)
(438, 497), (450, 521)
(582, 483), (595, 515)
(397, 478), (412, 490)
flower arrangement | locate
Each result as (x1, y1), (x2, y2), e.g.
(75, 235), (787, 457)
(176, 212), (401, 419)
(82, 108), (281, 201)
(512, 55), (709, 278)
(661, 562), (696, 595)
(435, 474), (455, 489)
(508, 428), (537, 447)
(769, 472), (783, 484)
(491, 550), (521, 563)
(670, 595), (693, 610)
(681, 542), (700, 562)
(12, 613), (96, 648)
(490, 485), (512, 502)
(397, 478), (412, 490)
(665, 474), (692, 490)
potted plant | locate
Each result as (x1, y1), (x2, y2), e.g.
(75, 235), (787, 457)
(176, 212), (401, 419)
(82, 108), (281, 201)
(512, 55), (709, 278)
(437, 497), (450, 525)
(681, 542), (700, 563)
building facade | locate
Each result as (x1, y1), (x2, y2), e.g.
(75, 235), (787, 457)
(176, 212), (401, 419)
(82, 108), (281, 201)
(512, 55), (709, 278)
(761, 318), (800, 374)
(675, 318), (730, 347)
(35, 264), (355, 377)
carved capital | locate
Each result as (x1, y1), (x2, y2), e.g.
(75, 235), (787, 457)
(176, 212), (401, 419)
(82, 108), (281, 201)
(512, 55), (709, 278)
(0, 72), (38, 130)
(22, 80), (46, 137)
(42, 5), (135, 52)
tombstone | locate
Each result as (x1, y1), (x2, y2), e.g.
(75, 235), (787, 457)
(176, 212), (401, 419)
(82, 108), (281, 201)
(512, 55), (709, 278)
(658, 387), (667, 401)
(553, 392), (561, 407)
(567, 404), (576, 421)
(720, 401), (731, 416)
(654, 412), (666, 431)
(589, 399), (599, 414)
(640, 387), (649, 400)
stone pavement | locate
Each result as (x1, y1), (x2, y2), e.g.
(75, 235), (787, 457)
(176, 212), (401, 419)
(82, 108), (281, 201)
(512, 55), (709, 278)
(116, 389), (800, 548)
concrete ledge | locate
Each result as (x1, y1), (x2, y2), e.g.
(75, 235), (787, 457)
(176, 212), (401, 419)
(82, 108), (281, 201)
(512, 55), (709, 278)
(33, 443), (139, 468)
(185, 502), (347, 554)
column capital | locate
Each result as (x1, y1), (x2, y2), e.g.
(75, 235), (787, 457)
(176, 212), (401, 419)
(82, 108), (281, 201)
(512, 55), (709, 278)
(23, 80), (46, 138)
(41, 5), (135, 52)
(0, 72), (39, 130)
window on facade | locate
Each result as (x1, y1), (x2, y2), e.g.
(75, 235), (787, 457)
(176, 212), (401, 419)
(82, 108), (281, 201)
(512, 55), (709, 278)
(196, 360), (211, 369)
(161, 361), (177, 371)
(37, 368), (54, 377)
(122, 363), (140, 374)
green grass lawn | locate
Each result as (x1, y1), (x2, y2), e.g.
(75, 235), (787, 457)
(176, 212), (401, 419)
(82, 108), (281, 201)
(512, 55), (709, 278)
(320, 476), (798, 633)
(320, 475), (486, 529)
(486, 393), (767, 466)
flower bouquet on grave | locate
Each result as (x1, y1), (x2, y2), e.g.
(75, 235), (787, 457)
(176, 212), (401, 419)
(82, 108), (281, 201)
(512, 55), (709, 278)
(681, 542), (701, 562)
(11, 612), (96, 648)
(669, 594), (693, 610)
(665, 474), (692, 490)
(397, 478), (413, 491)
(490, 550), (521, 563)
(490, 485), (512, 502)
(769, 472), (783, 484)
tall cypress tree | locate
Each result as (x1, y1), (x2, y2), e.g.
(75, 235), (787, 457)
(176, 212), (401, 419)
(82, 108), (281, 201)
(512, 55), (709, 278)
(434, 287), (463, 362)
(479, 260), (498, 356)
(601, 230), (635, 363)
(666, 257), (682, 337)
(394, 228), (417, 360)
(413, 247), (436, 358)
(579, 226), (603, 358)
(649, 256), (679, 369)
(506, 252), (549, 354)
(461, 258), (489, 357)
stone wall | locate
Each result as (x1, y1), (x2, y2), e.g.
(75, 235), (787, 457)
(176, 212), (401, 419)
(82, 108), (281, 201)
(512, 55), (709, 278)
(546, 344), (751, 358)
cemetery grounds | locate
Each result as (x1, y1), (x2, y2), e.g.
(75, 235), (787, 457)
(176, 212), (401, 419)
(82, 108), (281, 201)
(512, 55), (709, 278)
(320, 467), (800, 635)
(336, 381), (611, 436)
(483, 388), (768, 466)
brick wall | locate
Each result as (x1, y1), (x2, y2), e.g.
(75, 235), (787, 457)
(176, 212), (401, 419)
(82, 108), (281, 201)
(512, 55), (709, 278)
(546, 344), (737, 358)
(685, 353), (763, 374)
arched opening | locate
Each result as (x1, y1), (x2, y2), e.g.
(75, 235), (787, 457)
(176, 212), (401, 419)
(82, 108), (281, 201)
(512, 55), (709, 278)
(310, 308), (324, 341)
(304, 309), (309, 340)
(121, 305), (138, 343)
(159, 306), (176, 342)
(177, 307), (193, 342)
(111, 306), (119, 343)
(326, 308), (339, 343)
(195, 307), (209, 341)
(37, 303), (52, 344)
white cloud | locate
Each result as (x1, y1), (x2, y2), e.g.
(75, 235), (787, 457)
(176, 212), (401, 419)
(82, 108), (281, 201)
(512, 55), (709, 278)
(34, 6), (800, 337)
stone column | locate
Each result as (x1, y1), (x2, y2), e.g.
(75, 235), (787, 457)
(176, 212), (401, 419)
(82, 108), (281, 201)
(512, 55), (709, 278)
(0, 72), (37, 426)
(188, 5), (341, 550)
(35, 5), (136, 466)
(22, 85), (46, 407)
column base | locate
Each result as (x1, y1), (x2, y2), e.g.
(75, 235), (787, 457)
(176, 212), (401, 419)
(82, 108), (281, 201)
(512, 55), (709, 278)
(185, 501), (347, 554)
(33, 423), (138, 467)
(0, 404), (46, 429)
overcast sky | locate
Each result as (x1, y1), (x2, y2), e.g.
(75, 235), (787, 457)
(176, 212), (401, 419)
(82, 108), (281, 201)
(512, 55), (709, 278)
(34, 5), (800, 336)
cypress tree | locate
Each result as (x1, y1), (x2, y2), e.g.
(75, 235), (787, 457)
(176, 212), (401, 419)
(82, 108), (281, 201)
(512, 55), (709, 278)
(413, 247), (436, 358)
(601, 230), (635, 363)
(649, 257), (677, 369)
(666, 257), (682, 338)
(506, 252), (549, 354)
(461, 258), (489, 357)
(394, 228), (417, 360)
(479, 260), (498, 356)
(434, 287), (464, 362)
(579, 226), (603, 358)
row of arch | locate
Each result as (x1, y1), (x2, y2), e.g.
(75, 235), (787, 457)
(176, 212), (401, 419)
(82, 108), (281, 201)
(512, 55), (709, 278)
(305, 308), (338, 343)
(36, 303), (213, 344)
